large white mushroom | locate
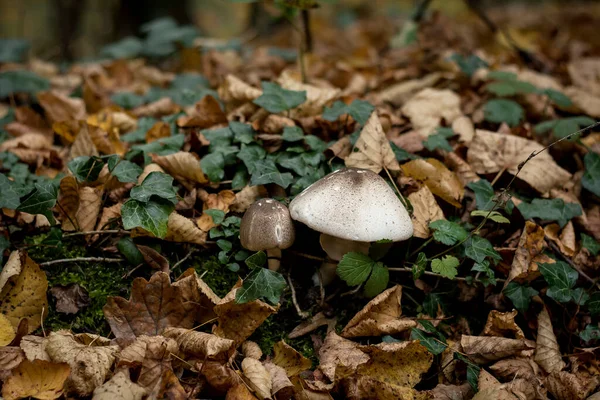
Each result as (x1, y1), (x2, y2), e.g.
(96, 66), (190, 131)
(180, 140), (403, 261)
(289, 167), (413, 284)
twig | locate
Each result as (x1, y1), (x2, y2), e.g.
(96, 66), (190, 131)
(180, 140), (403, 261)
(172, 247), (198, 270)
(288, 250), (324, 262)
(341, 283), (363, 297)
(39, 257), (124, 267)
(547, 241), (600, 290)
(388, 267), (506, 283)
(383, 166), (409, 211)
(288, 270), (309, 319)
(63, 230), (130, 237)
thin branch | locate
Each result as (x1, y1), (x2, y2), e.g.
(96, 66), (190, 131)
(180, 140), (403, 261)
(39, 257), (124, 267)
(388, 266), (506, 283)
(287, 250), (324, 262)
(63, 230), (130, 237)
(288, 270), (309, 319)
(172, 247), (198, 270)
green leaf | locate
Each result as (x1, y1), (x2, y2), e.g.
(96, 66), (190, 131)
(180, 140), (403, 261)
(483, 99), (524, 127)
(431, 256), (460, 279)
(454, 353), (480, 392)
(200, 152), (225, 182)
(470, 210), (510, 224)
(486, 80), (538, 96)
(582, 152), (600, 197)
(322, 101), (348, 121)
(364, 262), (389, 297)
(517, 198), (582, 228)
(0, 39), (30, 63)
(304, 135), (328, 152)
(253, 82), (307, 113)
(412, 252), (427, 280)
(232, 166), (249, 190)
(464, 236), (502, 264)
(391, 142), (418, 162)
(100, 36), (143, 59)
(217, 239), (233, 252)
(410, 328), (447, 355)
(130, 172), (178, 205)
(0, 70), (50, 98)
(543, 88), (573, 108)
(471, 260), (497, 286)
(429, 220), (468, 246)
(68, 156), (105, 182)
(128, 133), (185, 160)
(487, 71), (518, 81)
(204, 209), (225, 225)
(250, 159), (294, 188)
(110, 160), (142, 183)
(237, 144), (267, 173)
(467, 179), (495, 211)
(235, 268), (286, 305)
(423, 293), (445, 317)
(579, 324), (600, 343)
(121, 198), (174, 238)
(17, 180), (58, 223)
(0, 173), (21, 209)
(337, 252), (375, 286)
(111, 92), (145, 109)
(348, 100), (375, 125)
(121, 117), (157, 143)
(449, 53), (487, 77)
(581, 233), (600, 256)
(282, 126), (305, 142)
(0, 235), (10, 264)
(503, 282), (538, 312)
(229, 121), (255, 144)
(246, 251), (267, 269)
(117, 237), (145, 266)
(41, 227), (63, 247)
(572, 288), (589, 306)
(589, 293), (600, 316)
(422, 128), (454, 152)
(539, 261), (578, 303)
(277, 153), (309, 176)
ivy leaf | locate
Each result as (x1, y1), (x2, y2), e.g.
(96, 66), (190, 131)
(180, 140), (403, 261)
(253, 82), (306, 113)
(517, 198), (582, 228)
(412, 252), (427, 280)
(503, 282), (538, 312)
(543, 88), (573, 108)
(0, 173), (21, 209)
(534, 116), (594, 140)
(322, 99), (374, 125)
(130, 172), (178, 205)
(589, 293), (600, 316)
(579, 324), (600, 343)
(422, 127), (454, 152)
(410, 328), (447, 355)
(237, 144), (267, 173)
(110, 160), (142, 183)
(429, 220), (468, 246)
(467, 179), (495, 211)
(539, 261), (578, 303)
(117, 237), (145, 266)
(0, 39), (30, 63)
(68, 156), (105, 182)
(204, 209), (225, 225)
(582, 152), (600, 197)
(449, 53), (488, 77)
(245, 251), (267, 269)
(470, 210), (510, 224)
(0, 70), (50, 98)
(322, 101), (348, 121)
(391, 142), (418, 162)
(111, 92), (145, 109)
(337, 252), (375, 286)
(100, 36), (143, 59)
(235, 268), (286, 305)
(464, 236), (502, 264)
(200, 152), (225, 182)
(17, 180), (59, 223)
(581, 233), (600, 256)
(431, 256), (460, 279)
(250, 159), (294, 188)
(483, 99), (524, 127)
(229, 121), (255, 144)
(471, 260), (497, 286)
(364, 262), (389, 297)
(282, 126), (305, 142)
(121, 198), (174, 238)
(423, 293), (445, 317)
(454, 353), (480, 392)
(486, 80), (538, 96)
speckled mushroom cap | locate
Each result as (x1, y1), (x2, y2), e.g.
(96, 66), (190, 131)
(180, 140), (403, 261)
(240, 198), (296, 251)
(289, 168), (413, 242)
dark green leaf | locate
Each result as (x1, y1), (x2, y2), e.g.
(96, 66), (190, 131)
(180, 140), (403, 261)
(229, 121), (255, 144)
(581, 233), (600, 256)
(337, 252), (375, 286)
(483, 99), (524, 127)
(471, 210), (510, 224)
(347, 100), (375, 125)
(217, 239), (233, 252)
(543, 89), (573, 107)
(201, 152), (225, 182)
(0, 236), (10, 263)
(100, 36), (143, 59)
(429, 220), (468, 246)
(0, 39), (30, 63)
(117, 237), (145, 266)
(253, 82), (306, 113)
(539, 261), (578, 303)
(128, 134), (185, 159)
(454, 353), (480, 392)
(237, 144), (267, 173)
(589, 293), (600, 316)
(391, 142), (418, 161)
(467, 179), (495, 211)
(449, 53), (488, 77)
(464, 236), (502, 264)
(422, 129), (454, 152)
(0, 70), (50, 98)
(250, 159), (294, 188)
(232, 167), (249, 190)
(68, 156), (105, 182)
(582, 152), (600, 197)
(111, 92), (145, 109)
(111, 160), (142, 183)
(486, 80), (538, 96)
(0, 173), (21, 209)
(579, 324), (600, 343)
(503, 282), (538, 312)
(246, 251), (267, 269)
(121, 117), (157, 143)
(41, 227), (63, 247)
(282, 126), (305, 142)
(471, 260), (497, 286)
(277, 153), (309, 176)
(431, 256), (459, 279)
(411, 328), (447, 355)
(412, 252), (427, 280)
(235, 268), (286, 305)
(121, 198), (174, 238)
(17, 180), (58, 223)
(304, 135), (328, 152)
(130, 172), (178, 205)
(423, 293), (445, 317)
(517, 198), (582, 228)
(322, 100), (348, 122)
(364, 262), (389, 297)
(572, 288), (589, 306)
(204, 209), (225, 225)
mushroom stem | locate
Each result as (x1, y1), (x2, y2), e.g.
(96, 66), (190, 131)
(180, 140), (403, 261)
(266, 248), (281, 271)
(316, 234), (370, 285)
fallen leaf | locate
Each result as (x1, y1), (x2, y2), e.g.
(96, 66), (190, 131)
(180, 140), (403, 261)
(460, 335), (535, 364)
(273, 340), (312, 377)
(242, 357), (272, 400)
(152, 151), (208, 189)
(38, 90), (86, 123)
(218, 74), (263, 106)
(56, 176), (79, 231)
(173, 268), (221, 325)
(489, 358), (540, 381)
(163, 327), (235, 360)
(199, 360), (243, 395)
(444, 152), (480, 186)
(70, 123), (100, 159)
(0, 347), (25, 380)
(467, 129), (572, 193)
(146, 121), (171, 143)
(230, 185), (268, 213)
(177, 95), (228, 128)
(401, 158), (464, 207)
(534, 306), (566, 374)
(2, 359), (70, 400)
(428, 383), (472, 400)
(92, 369), (147, 400)
(288, 311), (337, 339)
(318, 331), (369, 382)
(0, 313), (16, 346)
(377, 73), (443, 107)
(132, 97), (180, 118)
(506, 221), (552, 285)
(451, 115), (475, 144)
(226, 383), (259, 400)
(545, 370), (599, 400)
(401, 88), (463, 137)
(567, 57), (600, 97)
(242, 340), (263, 360)
(277, 70), (341, 118)
(544, 222), (576, 257)
(136, 244), (169, 272)
(408, 185), (445, 239)
(136, 336), (187, 399)
(49, 284), (90, 314)
(164, 212), (207, 245)
(345, 112), (400, 173)
(76, 186), (103, 232)
(341, 285), (417, 338)
(264, 361), (294, 399)
(482, 310), (525, 339)
(20, 335), (50, 361)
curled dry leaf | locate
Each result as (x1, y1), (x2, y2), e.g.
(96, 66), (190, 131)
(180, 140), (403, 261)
(534, 307), (566, 374)
(177, 95), (228, 129)
(136, 245), (169, 273)
(20, 335), (50, 361)
(92, 369), (147, 400)
(70, 122), (100, 159)
(132, 97), (180, 118)
(506, 221), (553, 286)
(544, 222), (576, 257)
(451, 115), (475, 144)
(408, 185), (445, 239)
(273, 340), (312, 377)
(545, 370), (599, 400)
(218, 74), (263, 106)
(0, 347), (25, 380)
(137, 337), (187, 399)
(242, 340), (263, 360)
(226, 383), (259, 400)
(76, 186), (103, 232)
(567, 57), (600, 97)
(482, 310), (525, 339)
(318, 331), (369, 382)
(477, 368), (501, 391)
(0, 251), (48, 333)
(460, 335), (535, 364)
(377, 73), (443, 107)
(288, 311), (337, 339)
(264, 361), (294, 399)
(173, 268), (220, 325)
(467, 129), (571, 193)
(57, 176), (79, 231)
(49, 283), (90, 314)
(401, 88), (463, 138)
(345, 112), (400, 173)
(163, 327), (235, 360)
(2, 359), (70, 400)
(138, 163), (165, 184)
(103, 272), (195, 344)
(230, 185), (269, 213)
(428, 383), (473, 400)
(277, 70), (341, 118)
(444, 152), (480, 186)
(146, 121), (171, 143)
(242, 357), (273, 400)
(38, 90), (87, 123)
(341, 285), (417, 338)
(151, 151), (208, 189)
(489, 358), (540, 381)
(401, 158), (464, 208)
(199, 360), (243, 394)
(164, 212), (207, 245)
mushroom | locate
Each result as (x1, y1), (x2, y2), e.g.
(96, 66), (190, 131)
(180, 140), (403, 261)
(289, 167), (413, 284)
(240, 198), (295, 271)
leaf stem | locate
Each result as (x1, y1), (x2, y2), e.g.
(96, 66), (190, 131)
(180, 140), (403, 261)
(39, 257), (124, 267)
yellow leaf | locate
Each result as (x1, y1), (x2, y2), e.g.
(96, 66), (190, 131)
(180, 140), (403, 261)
(151, 151), (208, 189)
(2, 359), (70, 400)
(273, 341), (312, 377)
(534, 307), (566, 374)
(242, 357), (272, 400)
(408, 185), (445, 239)
(401, 158), (464, 208)
(0, 313), (16, 346)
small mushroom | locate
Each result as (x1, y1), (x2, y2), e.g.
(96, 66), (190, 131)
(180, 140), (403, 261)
(289, 167), (413, 284)
(240, 198), (295, 271)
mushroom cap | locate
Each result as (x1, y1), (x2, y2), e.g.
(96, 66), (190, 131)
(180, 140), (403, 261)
(289, 168), (413, 242)
(240, 198), (295, 251)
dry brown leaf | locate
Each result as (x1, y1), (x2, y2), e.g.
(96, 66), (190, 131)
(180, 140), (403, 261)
(0, 347), (25, 380)
(451, 115), (475, 144)
(92, 369), (147, 400)
(103, 272), (195, 344)
(477, 368), (501, 391)
(318, 331), (369, 382)
(173, 268), (220, 325)
(460, 335), (535, 364)
(288, 311), (337, 339)
(428, 383), (472, 400)
(0, 251), (48, 333)
(242, 357), (273, 400)
(38, 90), (87, 123)
(534, 307), (566, 374)
(230, 185), (268, 213)
(568, 57), (600, 97)
(473, 370), (519, 400)
(70, 123), (99, 159)
(444, 152), (480, 186)
(277, 70), (340, 118)
(0, 313), (16, 346)
(401, 88), (463, 138)
(2, 359), (70, 400)
(341, 285), (417, 338)
(0, 132), (53, 152)
(219, 74), (263, 106)
(20, 335), (50, 361)
(138, 163), (165, 184)
(137, 245), (169, 273)
(163, 212), (207, 245)
(273, 340), (312, 377)
(345, 112), (400, 173)
(163, 327), (235, 360)
(146, 121), (171, 143)
(136, 337), (187, 399)
(76, 186), (103, 232)
(213, 297), (278, 346)
(401, 158), (464, 208)
(132, 97), (180, 118)
(177, 95), (228, 128)
(46, 331), (118, 396)
(545, 222), (576, 257)
(226, 383), (259, 400)
(489, 358), (540, 381)
(408, 185), (445, 239)
(264, 361), (294, 399)
(151, 151), (208, 189)
(482, 310), (525, 339)
(199, 360), (243, 394)
(242, 340), (263, 360)
(545, 370), (599, 400)
(377, 73), (443, 107)
(506, 221), (552, 285)
(49, 284), (90, 314)
(57, 176), (79, 231)
(467, 129), (571, 193)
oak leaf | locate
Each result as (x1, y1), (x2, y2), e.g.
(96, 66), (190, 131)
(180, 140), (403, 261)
(49, 283), (90, 314)
(408, 185), (445, 239)
(2, 359), (70, 400)
(401, 158), (464, 208)
(534, 307), (566, 374)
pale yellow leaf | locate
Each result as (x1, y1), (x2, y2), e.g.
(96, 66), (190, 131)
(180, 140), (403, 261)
(534, 307), (566, 374)
(92, 369), (147, 400)
(401, 88), (463, 137)
(242, 357), (272, 400)
(2, 359), (70, 400)
(401, 158), (464, 208)
(408, 185), (445, 239)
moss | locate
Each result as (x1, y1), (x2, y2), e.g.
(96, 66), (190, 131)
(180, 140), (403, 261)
(186, 254), (240, 298)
